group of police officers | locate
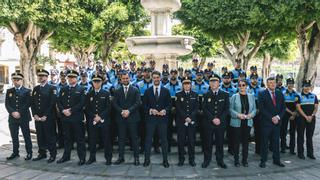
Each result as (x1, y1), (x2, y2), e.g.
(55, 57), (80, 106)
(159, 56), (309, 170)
(5, 58), (319, 169)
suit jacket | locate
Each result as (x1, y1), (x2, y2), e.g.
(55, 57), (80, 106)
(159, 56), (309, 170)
(175, 91), (199, 126)
(113, 85), (141, 123)
(143, 86), (172, 123)
(258, 89), (286, 127)
(229, 93), (256, 127)
(5, 86), (32, 123)
(203, 89), (229, 128)
(57, 84), (86, 122)
(85, 89), (111, 125)
(31, 83), (57, 118)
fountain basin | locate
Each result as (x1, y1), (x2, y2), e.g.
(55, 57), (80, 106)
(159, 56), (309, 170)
(141, 0), (181, 12)
(126, 35), (195, 56)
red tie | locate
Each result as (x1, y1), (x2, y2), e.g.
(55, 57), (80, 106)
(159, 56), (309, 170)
(272, 92), (276, 106)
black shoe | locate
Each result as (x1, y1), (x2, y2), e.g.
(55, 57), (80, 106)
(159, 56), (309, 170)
(259, 162), (266, 168)
(307, 154), (316, 160)
(217, 161), (227, 169)
(189, 160), (196, 167)
(273, 161), (285, 167)
(163, 161), (169, 168)
(177, 160), (184, 167)
(201, 161), (210, 168)
(242, 161), (248, 167)
(33, 154), (47, 161)
(298, 154), (306, 159)
(280, 149), (286, 153)
(105, 160), (112, 165)
(228, 149), (234, 155)
(143, 159), (150, 167)
(86, 158), (96, 165)
(24, 153), (32, 161)
(134, 158), (140, 166)
(114, 158), (125, 165)
(234, 161), (240, 167)
(57, 157), (70, 164)
(6, 153), (19, 160)
(154, 147), (160, 154)
(47, 156), (56, 163)
(78, 159), (85, 166)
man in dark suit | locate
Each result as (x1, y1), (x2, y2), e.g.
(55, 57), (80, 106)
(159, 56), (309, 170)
(85, 74), (112, 165)
(5, 72), (33, 161)
(57, 70), (86, 165)
(258, 77), (286, 168)
(143, 71), (172, 168)
(31, 69), (57, 163)
(113, 71), (141, 166)
(202, 75), (229, 169)
(175, 77), (199, 167)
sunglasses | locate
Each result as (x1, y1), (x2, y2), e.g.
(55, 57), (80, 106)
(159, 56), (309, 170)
(239, 84), (247, 87)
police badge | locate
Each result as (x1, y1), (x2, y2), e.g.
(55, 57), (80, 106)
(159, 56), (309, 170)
(181, 97), (184, 102)
(90, 97), (93, 101)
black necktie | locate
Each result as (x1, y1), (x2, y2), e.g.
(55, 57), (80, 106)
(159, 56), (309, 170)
(155, 87), (159, 100)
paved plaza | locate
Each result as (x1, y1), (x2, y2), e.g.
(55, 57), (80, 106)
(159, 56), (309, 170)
(0, 103), (320, 179)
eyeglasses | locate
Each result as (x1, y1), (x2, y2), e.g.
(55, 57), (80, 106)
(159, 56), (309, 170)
(239, 84), (246, 87)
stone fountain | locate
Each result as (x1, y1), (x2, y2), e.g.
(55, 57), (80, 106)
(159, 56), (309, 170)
(125, 0), (195, 70)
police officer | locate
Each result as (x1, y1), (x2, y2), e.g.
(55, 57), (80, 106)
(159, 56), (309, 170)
(247, 66), (265, 87)
(220, 71), (238, 155)
(176, 77), (199, 167)
(131, 67), (143, 86)
(149, 60), (156, 71)
(296, 80), (318, 159)
(31, 69), (57, 163)
(164, 69), (182, 152)
(231, 59), (245, 83)
(247, 73), (263, 154)
(191, 58), (199, 80)
(5, 72), (33, 161)
(162, 64), (169, 75)
(276, 74), (286, 93)
(85, 74), (112, 165)
(86, 59), (95, 80)
(56, 70), (68, 148)
(202, 75), (229, 169)
(79, 71), (92, 94)
(48, 69), (59, 86)
(107, 59), (117, 84)
(161, 71), (170, 87)
(57, 70), (86, 165)
(280, 78), (298, 154)
(192, 70), (209, 151)
(129, 61), (137, 81)
(178, 67), (184, 81)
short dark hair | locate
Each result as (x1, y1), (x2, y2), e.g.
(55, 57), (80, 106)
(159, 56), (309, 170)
(151, 70), (161, 77)
(238, 79), (248, 85)
(120, 71), (129, 78)
(267, 77), (276, 82)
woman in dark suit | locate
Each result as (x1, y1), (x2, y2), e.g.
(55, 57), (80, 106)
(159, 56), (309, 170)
(230, 79), (256, 167)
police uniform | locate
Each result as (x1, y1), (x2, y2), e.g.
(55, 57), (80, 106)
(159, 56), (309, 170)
(202, 75), (229, 169)
(280, 78), (299, 153)
(164, 71), (182, 152)
(78, 72), (92, 94)
(231, 59), (245, 83)
(296, 80), (318, 159)
(85, 74), (112, 165)
(175, 77), (199, 166)
(57, 70), (86, 165)
(31, 69), (57, 163)
(247, 73), (263, 154)
(276, 74), (286, 93)
(5, 72), (33, 160)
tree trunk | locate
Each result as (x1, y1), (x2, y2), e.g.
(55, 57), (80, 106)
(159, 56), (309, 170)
(6, 22), (53, 88)
(262, 52), (273, 81)
(295, 22), (320, 91)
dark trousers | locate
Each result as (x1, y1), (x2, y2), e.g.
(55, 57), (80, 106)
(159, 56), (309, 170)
(260, 125), (280, 163)
(55, 111), (64, 147)
(197, 111), (205, 150)
(62, 120), (86, 161)
(232, 121), (251, 162)
(88, 123), (112, 161)
(297, 117), (315, 156)
(226, 115), (233, 152)
(203, 125), (225, 163)
(35, 120), (57, 157)
(139, 108), (159, 152)
(9, 121), (32, 155)
(144, 122), (168, 161)
(117, 121), (139, 159)
(280, 112), (297, 152)
(167, 108), (176, 151)
(177, 124), (195, 161)
(253, 113), (261, 154)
